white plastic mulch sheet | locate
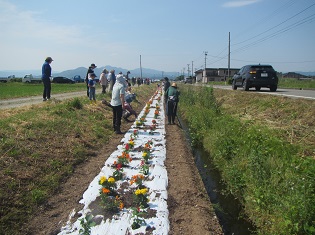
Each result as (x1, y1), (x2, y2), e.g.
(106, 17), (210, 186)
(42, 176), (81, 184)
(58, 89), (169, 235)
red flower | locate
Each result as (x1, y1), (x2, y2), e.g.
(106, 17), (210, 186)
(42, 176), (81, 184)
(125, 143), (130, 150)
(117, 163), (122, 170)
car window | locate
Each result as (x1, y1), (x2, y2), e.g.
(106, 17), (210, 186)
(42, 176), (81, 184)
(251, 66), (274, 72)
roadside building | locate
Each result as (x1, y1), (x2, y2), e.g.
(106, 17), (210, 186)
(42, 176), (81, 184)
(195, 67), (239, 83)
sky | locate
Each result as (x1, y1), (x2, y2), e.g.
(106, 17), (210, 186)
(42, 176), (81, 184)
(0, 0), (314, 74)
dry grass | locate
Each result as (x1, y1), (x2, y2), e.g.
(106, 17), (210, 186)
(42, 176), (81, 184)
(213, 89), (315, 158)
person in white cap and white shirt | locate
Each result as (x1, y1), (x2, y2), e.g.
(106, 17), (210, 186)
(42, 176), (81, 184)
(110, 74), (126, 134)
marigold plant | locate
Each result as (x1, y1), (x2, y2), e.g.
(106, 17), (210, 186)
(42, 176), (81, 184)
(116, 152), (132, 166)
(134, 187), (149, 208)
(130, 174), (145, 188)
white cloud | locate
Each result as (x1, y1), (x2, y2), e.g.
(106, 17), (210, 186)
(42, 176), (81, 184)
(222, 0), (261, 8)
(0, 1), (107, 70)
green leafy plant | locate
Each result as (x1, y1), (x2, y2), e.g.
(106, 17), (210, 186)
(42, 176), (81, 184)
(131, 207), (147, 230)
(139, 160), (149, 175)
(79, 213), (96, 235)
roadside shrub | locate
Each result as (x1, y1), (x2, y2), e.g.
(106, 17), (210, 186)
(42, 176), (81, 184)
(67, 97), (83, 110)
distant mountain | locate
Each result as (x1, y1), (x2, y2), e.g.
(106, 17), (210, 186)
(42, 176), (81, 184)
(295, 71), (315, 77)
(0, 66), (178, 79)
(52, 66), (178, 80)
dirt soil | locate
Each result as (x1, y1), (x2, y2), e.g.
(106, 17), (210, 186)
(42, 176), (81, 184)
(15, 93), (223, 234)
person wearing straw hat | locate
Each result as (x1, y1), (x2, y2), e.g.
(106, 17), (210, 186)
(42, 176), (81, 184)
(99, 68), (109, 94)
(41, 56), (53, 101)
(165, 82), (180, 125)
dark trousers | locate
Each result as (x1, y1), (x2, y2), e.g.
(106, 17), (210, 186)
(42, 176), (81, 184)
(112, 105), (123, 130)
(86, 81), (89, 97)
(101, 85), (107, 94)
(167, 100), (177, 124)
(43, 78), (51, 99)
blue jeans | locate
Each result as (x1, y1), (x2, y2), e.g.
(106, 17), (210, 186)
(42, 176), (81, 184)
(89, 87), (95, 100)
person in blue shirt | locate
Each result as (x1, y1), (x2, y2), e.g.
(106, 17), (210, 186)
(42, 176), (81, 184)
(108, 70), (116, 92)
(85, 63), (97, 97)
(41, 57), (53, 101)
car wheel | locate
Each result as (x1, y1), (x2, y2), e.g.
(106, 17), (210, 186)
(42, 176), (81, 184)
(270, 85), (277, 92)
(255, 86), (261, 91)
(232, 80), (237, 90)
(243, 80), (249, 91)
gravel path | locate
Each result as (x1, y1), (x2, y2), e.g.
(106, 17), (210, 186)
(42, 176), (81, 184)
(0, 91), (86, 110)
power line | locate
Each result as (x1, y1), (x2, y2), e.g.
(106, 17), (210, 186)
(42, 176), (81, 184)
(232, 12), (315, 54)
(232, 2), (315, 46)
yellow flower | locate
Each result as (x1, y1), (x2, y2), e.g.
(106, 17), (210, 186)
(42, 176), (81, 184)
(99, 176), (107, 185)
(142, 152), (147, 157)
(141, 188), (148, 194)
(135, 188), (148, 195)
(108, 177), (115, 184)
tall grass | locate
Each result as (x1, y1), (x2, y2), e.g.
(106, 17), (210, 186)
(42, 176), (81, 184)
(179, 85), (315, 234)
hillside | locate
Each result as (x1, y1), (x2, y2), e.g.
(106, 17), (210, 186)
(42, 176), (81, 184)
(0, 66), (179, 79)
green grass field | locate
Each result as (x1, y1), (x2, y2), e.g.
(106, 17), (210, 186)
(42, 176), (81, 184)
(0, 82), (86, 99)
(222, 77), (315, 89)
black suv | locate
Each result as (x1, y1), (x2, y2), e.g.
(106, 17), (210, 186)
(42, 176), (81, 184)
(231, 64), (278, 91)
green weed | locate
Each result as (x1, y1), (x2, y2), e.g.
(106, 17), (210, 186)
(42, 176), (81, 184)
(179, 85), (315, 234)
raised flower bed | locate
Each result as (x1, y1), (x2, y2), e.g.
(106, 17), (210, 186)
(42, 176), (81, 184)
(58, 88), (169, 235)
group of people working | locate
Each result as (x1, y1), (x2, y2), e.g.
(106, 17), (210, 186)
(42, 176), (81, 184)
(84, 64), (137, 135)
(41, 57), (180, 135)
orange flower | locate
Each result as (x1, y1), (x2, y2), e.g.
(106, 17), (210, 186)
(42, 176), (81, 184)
(119, 202), (124, 210)
(102, 188), (110, 194)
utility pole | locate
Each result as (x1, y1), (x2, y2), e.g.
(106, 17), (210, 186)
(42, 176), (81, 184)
(140, 55), (142, 80)
(204, 51), (208, 83)
(191, 61), (194, 80)
(227, 32), (230, 85)
(187, 64), (190, 77)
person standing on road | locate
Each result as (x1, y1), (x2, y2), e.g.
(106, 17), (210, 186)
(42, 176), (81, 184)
(85, 63), (97, 97)
(110, 74), (126, 134)
(165, 82), (180, 125)
(99, 68), (109, 94)
(42, 56), (53, 101)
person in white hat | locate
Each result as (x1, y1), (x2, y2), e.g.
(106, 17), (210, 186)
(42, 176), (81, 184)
(165, 82), (180, 125)
(110, 74), (126, 134)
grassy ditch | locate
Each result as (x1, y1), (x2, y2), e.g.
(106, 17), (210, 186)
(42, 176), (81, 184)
(178, 85), (315, 235)
(0, 85), (156, 234)
(0, 82), (86, 99)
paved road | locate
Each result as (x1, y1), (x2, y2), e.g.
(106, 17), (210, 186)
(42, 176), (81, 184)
(209, 84), (315, 100)
(0, 91), (87, 110)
